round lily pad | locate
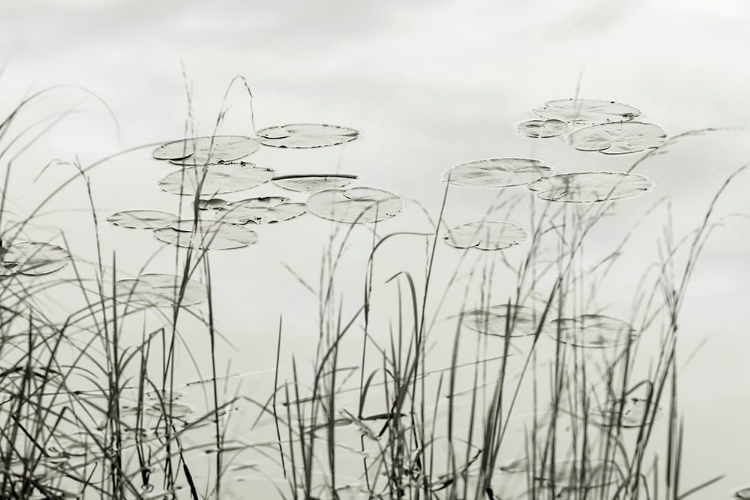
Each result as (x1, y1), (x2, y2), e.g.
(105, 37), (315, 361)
(308, 187), (402, 224)
(108, 210), (177, 230)
(533, 99), (641, 123)
(517, 119), (569, 138)
(145, 401), (194, 418)
(461, 305), (545, 337)
(590, 397), (660, 428)
(444, 158), (554, 188)
(272, 174), (358, 193)
(527, 172), (654, 203)
(1, 242), (71, 276)
(218, 202), (307, 224)
(115, 273), (206, 307)
(547, 314), (637, 348)
(444, 221), (528, 251)
(153, 136), (260, 165)
(154, 221), (258, 250)
(568, 121), (667, 154)
(536, 459), (620, 488)
(198, 198), (229, 210)
(159, 162), (274, 197)
(256, 124), (359, 149)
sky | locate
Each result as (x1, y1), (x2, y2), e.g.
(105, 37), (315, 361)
(2, 0), (750, 497)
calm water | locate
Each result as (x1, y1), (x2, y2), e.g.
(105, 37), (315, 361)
(2, 1), (750, 498)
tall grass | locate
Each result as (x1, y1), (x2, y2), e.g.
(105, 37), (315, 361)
(0, 81), (744, 500)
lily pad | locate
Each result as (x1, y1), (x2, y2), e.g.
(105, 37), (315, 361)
(115, 273), (206, 307)
(499, 457), (620, 489)
(461, 305), (545, 337)
(308, 187), (402, 224)
(145, 401), (194, 418)
(152, 136), (260, 165)
(108, 210), (177, 230)
(527, 172), (653, 203)
(590, 397), (661, 428)
(536, 459), (621, 489)
(548, 314), (637, 348)
(257, 124), (359, 149)
(734, 486), (750, 499)
(533, 99), (641, 123)
(444, 221), (528, 251)
(272, 174), (358, 193)
(1, 242), (70, 276)
(444, 158), (554, 188)
(229, 196), (290, 208)
(154, 221), (258, 250)
(159, 162), (274, 197)
(218, 202), (307, 224)
(568, 121), (667, 154)
(198, 198), (229, 210)
(517, 119), (569, 139)
(462, 304), (541, 337)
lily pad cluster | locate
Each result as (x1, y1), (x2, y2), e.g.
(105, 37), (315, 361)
(519, 98), (668, 155)
(441, 158), (554, 249)
(461, 306), (637, 349)
(110, 121), (402, 253)
(0, 241), (71, 277)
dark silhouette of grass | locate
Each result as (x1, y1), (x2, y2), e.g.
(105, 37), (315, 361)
(0, 81), (745, 499)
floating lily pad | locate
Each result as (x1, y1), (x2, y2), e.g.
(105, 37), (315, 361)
(536, 459), (621, 489)
(444, 158), (554, 188)
(145, 401), (194, 419)
(499, 457), (620, 489)
(229, 196), (290, 207)
(257, 124), (359, 149)
(568, 121), (667, 154)
(153, 136), (260, 164)
(108, 210), (177, 230)
(308, 187), (402, 224)
(590, 397), (661, 428)
(517, 119), (569, 139)
(154, 221), (258, 250)
(461, 305), (544, 337)
(115, 273), (206, 307)
(198, 198), (229, 210)
(272, 174), (358, 193)
(444, 221), (528, 251)
(548, 314), (637, 348)
(159, 162), (274, 197)
(218, 202), (307, 224)
(527, 172), (653, 203)
(734, 486), (750, 499)
(1, 242), (70, 276)
(533, 99), (641, 123)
